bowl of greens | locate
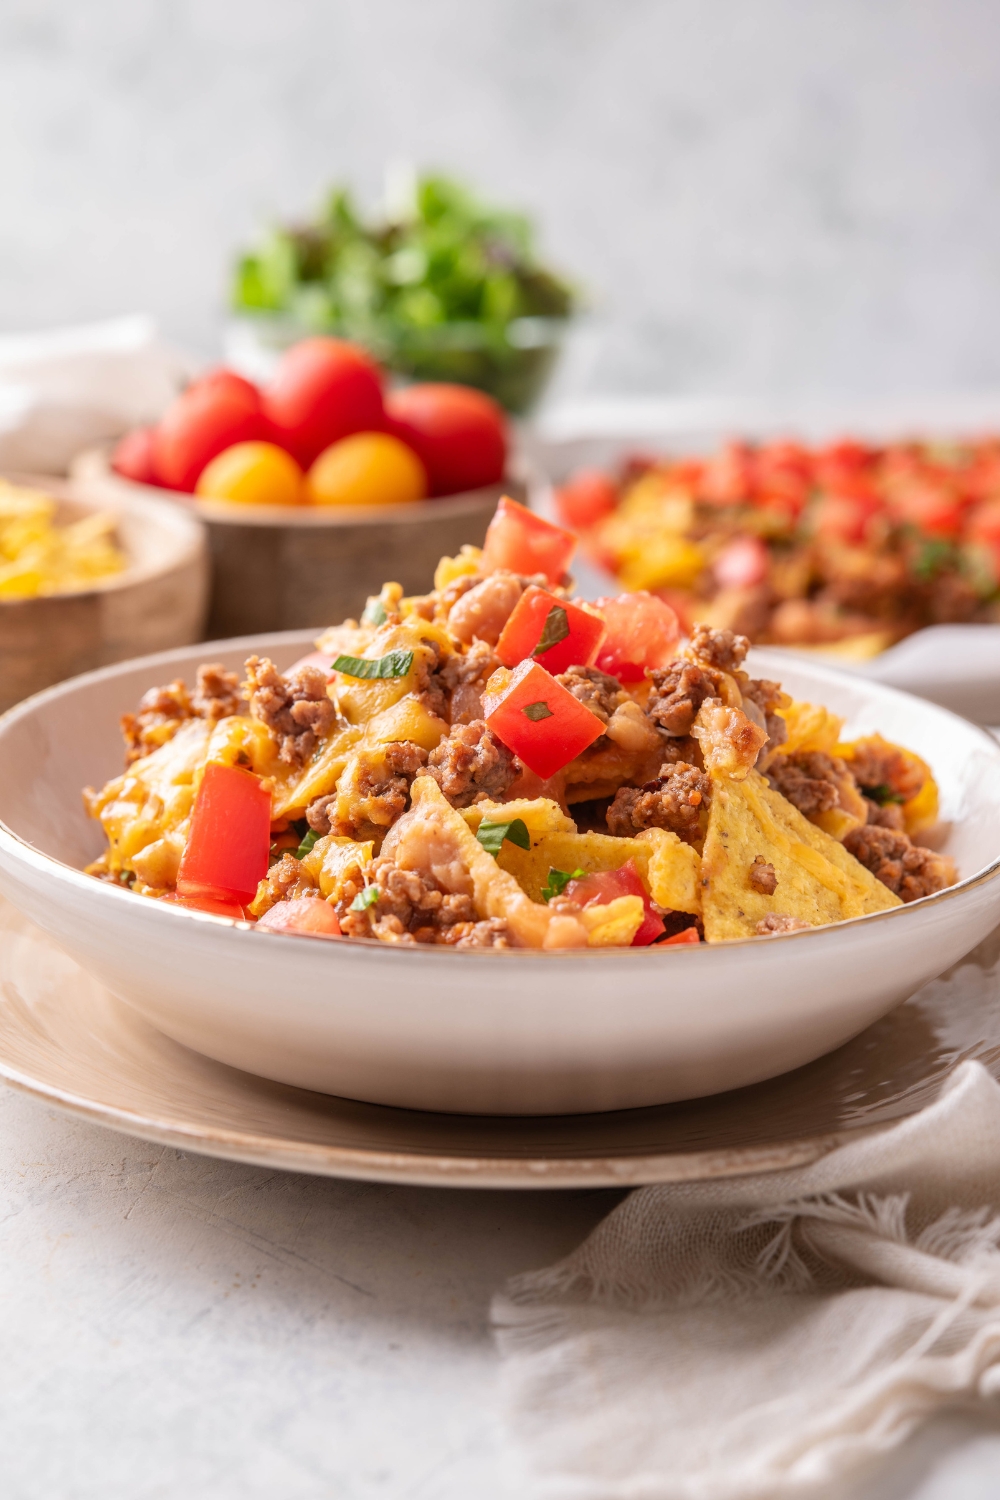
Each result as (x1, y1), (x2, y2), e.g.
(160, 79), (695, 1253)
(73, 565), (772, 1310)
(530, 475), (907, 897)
(229, 172), (577, 415)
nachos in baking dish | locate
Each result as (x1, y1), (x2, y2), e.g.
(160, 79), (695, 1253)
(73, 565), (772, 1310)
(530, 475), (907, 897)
(83, 498), (956, 949)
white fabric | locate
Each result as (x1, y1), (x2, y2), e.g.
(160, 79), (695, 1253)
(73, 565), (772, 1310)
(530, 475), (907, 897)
(493, 950), (1000, 1499)
(0, 316), (190, 473)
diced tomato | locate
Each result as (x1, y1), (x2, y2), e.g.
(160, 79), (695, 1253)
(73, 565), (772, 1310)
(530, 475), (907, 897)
(713, 535), (769, 589)
(967, 499), (1000, 545)
(562, 860), (665, 947)
(176, 762), (272, 905)
(811, 494), (878, 545)
(592, 592), (680, 682)
(482, 658), (605, 778)
(480, 496), (577, 585)
(256, 898), (343, 940)
(698, 441), (754, 506)
(161, 892), (249, 920)
(659, 925), (701, 946)
(495, 586), (607, 674)
(887, 481), (965, 539)
(555, 469), (619, 531)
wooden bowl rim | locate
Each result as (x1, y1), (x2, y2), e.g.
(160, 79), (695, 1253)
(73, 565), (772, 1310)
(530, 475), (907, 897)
(75, 446), (518, 530)
(0, 470), (206, 610)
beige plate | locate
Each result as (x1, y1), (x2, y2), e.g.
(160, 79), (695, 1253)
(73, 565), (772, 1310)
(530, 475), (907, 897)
(2, 896), (998, 1189)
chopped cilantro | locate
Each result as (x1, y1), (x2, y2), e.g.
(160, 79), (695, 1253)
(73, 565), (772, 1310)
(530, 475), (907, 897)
(476, 817), (532, 858)
(913, 538), (954, 581)
(532, 604), (570, 658)
(350, 885), (380, 911)
(361, 596), (388, 627)
(867, 783), (905, 806)
(332, 649), (414, 680)
(296, 829), (320, 860)
(521, 699), (554, 722)
(540, 866), (585, 903)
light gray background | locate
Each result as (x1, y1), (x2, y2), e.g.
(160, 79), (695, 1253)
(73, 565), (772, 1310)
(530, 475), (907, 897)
(3, 0), (1000, 395)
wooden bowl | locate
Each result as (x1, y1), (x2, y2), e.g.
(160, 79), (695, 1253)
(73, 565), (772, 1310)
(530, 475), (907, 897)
(72, 448), (526, 637)
(0, 474), (209, 714)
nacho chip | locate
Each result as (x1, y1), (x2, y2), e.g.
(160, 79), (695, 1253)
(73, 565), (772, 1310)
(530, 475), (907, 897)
(701, 769), (900, 941)
(635, 828), (702, 915)
(774, 700), (844, 757)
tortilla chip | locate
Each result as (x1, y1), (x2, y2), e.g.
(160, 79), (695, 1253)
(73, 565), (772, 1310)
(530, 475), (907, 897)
(462, 797), (576, 841)
(774, 700), (844, 757)
(498, 829), (648, 903)
(636, 828), (702, 914)
(701, 769), (900, 941)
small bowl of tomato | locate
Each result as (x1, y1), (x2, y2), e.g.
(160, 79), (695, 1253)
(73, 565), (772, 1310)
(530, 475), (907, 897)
(72, 337), (530, 638)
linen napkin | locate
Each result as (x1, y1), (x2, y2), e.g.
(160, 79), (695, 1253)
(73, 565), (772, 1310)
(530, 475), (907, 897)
(0, 315), (190, 473)
(493, 939), (1000, 1499)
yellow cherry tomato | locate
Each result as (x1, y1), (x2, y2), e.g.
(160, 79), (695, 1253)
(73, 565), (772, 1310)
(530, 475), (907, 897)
(306, 432), (427, 507)
(195, 441), (304, 506)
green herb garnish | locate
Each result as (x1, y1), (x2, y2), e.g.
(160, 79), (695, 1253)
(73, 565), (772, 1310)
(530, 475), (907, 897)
(350, 885), (380, 911)
(532, 604), (570, 657)
(521, 700), (554, 722)
(361, 597), (388, 627)
(476, 818), (532, 858)
(296, 829), (320, 860)
(540, 867), (585, 903)
(332, 649), (414, 680)
(913, 538), (954, 581)
(867, 783), (905, 806)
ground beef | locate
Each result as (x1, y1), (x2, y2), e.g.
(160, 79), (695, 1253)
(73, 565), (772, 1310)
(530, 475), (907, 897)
(191, 664), (241, 721)
(748, 856), (778, 895)
(440, 918), (512, 949)
(342, 855), (478, 944)
(252, 854), (318, 915)
(554, 666), (625, 725)
(244, 655), (337, 768)
(687, 624), (750, 673)
(606, 761), (710, 842)
(741, 677), (788, 754)
(756, 913), (811, 935)
(426, 720), (517, 807)
(431, 640), (502, 725)
(305, 794), (338, 835)
(646, 662), (724, 737)
(864, 796), (906, 831)
(658, 733), (703, 767)
(848, 741), (925, 803)
(335, 741), (429, 838)
(843, 824), (955, 903)
(447, 571), (524, 646)
(767, 751), (848, 815)
(413, 642), (449, 720)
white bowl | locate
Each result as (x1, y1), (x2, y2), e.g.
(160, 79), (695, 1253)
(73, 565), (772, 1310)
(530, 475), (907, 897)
(0, 634), (998, 1116)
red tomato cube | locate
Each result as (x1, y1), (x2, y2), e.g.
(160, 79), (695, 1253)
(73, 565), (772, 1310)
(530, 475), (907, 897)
(563, 860), (665, 946)
(495, 586), (607, 674)
(161, 892), (248, 920)
(482, 659), (605, 779)
(660, 925), (701, 946)
(593, 593), (681, 682)
(256, 898), (343, 940)
(555, 469), (618, 531)
(480, 497), (576, 585)
(176, 762), (272, 905)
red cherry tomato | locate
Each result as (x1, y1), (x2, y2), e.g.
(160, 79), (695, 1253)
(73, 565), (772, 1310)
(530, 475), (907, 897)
(385, 384), (507, 496)
(713, 535), (769, 590)
(496, 586), (607, 675)
(562, 861), (665, 947)
(482, 658), (605, 779)
(592, 593), (681, 682)
(112, 426), (159, 486)
(197, 368), (262, 404)
(480, 496), (577, 585)
(153, 376), (265, 492)
(555, 469), (618, 531)
(263, 337), (385, 467)
(256, 898), (343, 940)
(176, 763), (272, 905)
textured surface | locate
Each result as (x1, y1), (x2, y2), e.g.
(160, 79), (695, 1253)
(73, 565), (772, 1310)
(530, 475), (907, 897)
(3, 1), (1000, 397)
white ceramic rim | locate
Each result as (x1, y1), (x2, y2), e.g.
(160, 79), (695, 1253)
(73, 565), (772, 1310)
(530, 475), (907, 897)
(2, 635), (999, 961)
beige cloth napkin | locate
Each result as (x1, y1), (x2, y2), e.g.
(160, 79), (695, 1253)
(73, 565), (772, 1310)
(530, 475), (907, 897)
(493, 943), (1000, 1499)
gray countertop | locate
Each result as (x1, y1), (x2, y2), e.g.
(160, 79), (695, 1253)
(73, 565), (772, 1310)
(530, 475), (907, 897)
(5, 1084), (1000, 1499)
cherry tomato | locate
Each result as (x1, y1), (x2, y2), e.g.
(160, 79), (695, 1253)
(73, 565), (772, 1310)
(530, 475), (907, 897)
(306, 432), (427, 507)
(256, 898), (343, 940)
(563, 861), (665, 946)
(480, 496), (576, 584)
(111, 426), (159, 486)
(385, 384), (507, 496)
(176, 763), (272, 905)
(713, 535), (769, 589)
(153, 375), (265, 492)
(496, 587), (607, 674)
(196, 441), (304, 507)
(482, 659), (605, 779)
(592, 593), (680, 682)
(264, 338), (385, 467)
(554, 470), (619, 531)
